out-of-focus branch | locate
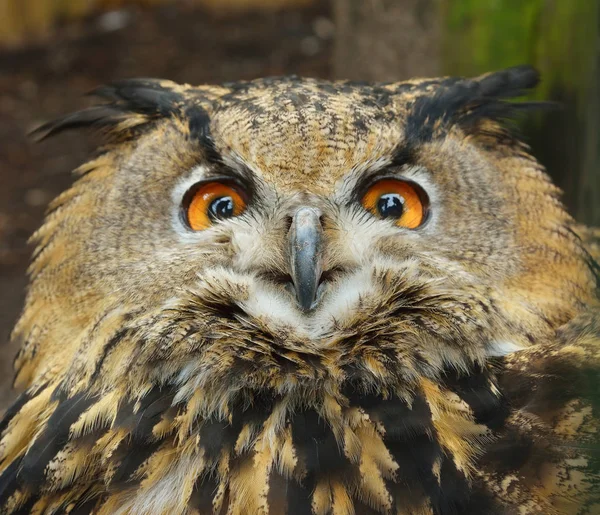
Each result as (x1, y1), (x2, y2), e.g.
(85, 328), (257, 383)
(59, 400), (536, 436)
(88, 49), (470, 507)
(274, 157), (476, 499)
(0, 0), (315, 48)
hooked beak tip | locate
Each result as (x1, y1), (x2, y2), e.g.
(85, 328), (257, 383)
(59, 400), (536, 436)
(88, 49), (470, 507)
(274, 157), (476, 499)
(289, 207), (323, 311)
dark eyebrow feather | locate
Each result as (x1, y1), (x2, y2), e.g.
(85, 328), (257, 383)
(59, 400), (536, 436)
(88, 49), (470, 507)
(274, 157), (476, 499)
(197, 156), (259, 203)
(185, 105), (221, 163)
(349, 147), (417, 204)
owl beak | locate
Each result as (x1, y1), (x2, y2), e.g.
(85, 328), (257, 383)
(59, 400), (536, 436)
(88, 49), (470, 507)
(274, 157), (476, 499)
(289, 207), (324, 311)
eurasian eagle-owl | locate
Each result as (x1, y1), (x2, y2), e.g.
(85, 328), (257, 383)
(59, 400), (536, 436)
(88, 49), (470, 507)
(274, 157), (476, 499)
(0, 66), (599, 514)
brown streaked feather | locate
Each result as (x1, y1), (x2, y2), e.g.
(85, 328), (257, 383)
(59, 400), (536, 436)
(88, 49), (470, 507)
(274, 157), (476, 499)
(575, 224), (600, 263)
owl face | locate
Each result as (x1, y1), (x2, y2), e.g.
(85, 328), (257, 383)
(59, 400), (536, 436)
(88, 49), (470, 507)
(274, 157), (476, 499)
(14, 68), (595, 395)
(4, 67), (600, 515)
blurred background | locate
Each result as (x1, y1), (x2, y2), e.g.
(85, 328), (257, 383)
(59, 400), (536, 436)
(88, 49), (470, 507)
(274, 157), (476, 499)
(0, 0), (598, 410)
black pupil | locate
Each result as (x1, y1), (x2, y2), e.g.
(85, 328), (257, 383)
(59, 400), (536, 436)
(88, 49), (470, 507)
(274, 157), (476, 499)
(377, 193), (405, 218)
(209, 196), (235, 220)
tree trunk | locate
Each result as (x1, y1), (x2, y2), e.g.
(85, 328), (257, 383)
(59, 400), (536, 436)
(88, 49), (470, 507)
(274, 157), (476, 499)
(333, 0), (440, 81)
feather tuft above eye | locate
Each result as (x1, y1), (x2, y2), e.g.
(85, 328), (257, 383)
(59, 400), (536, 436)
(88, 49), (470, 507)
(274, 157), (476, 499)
(30, 79), (190, 141)
(404, 65), (556, 144)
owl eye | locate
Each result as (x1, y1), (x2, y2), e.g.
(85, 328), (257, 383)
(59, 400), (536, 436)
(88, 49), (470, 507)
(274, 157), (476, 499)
(361, 178), (428, 229)
(184, 181), (247, 231)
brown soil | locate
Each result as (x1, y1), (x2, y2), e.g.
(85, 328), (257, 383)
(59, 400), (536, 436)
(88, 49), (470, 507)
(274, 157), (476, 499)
(0, 2), (332, 411)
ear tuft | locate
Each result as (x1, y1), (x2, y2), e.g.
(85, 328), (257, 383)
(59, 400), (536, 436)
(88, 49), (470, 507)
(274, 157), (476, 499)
(31, 79), (186, 141)
(475, 65), (540, 99)
(90, 79), (185, 116)
(405, 65), (555, 144)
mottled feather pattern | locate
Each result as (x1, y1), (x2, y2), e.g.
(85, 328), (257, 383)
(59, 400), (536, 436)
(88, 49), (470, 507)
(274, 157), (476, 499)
(2, 274), (599, 513)
(2, 66), (600, 513)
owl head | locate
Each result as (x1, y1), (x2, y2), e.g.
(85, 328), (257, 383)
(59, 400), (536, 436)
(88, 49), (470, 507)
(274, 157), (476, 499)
(14, 65), (595, 396)
(2, 66), (598, 514)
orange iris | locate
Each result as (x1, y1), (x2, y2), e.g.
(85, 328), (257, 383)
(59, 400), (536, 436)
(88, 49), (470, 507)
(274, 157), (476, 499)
(361, 179), (426, 229)
(186, 182), (247, 231)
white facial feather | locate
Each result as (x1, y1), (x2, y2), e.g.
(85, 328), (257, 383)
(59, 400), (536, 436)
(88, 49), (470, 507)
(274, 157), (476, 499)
(241, 281), (309, 334)
(486, 340), (526, 357)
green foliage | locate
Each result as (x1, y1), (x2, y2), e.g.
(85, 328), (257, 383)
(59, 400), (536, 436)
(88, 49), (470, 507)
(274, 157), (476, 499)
(442, 0), (598, 107)
(442, 0), (600, 225)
